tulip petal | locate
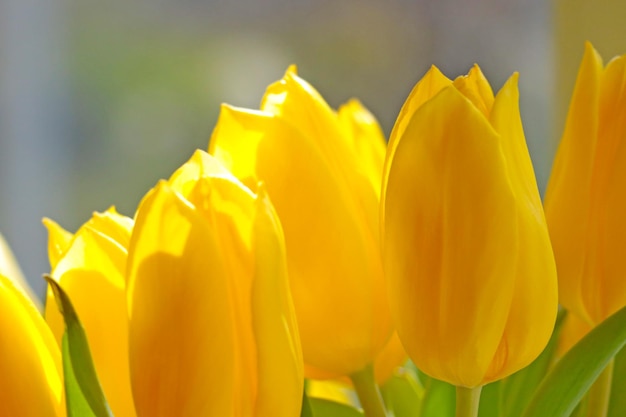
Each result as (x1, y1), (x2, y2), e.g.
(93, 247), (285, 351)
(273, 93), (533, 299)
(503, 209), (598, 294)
(211, 105), (390, 375)
(583, 53), (626, 323)
(87, 207), (133, 250)
(127, 181), (235, 417)
(252, 186), (304, 417)
(453, 65), (495, 118)
(544, 42), (604, 324)
(43, 218), (74, 270)
(381, 66), (452, 233)
(384, 85), (518, 387)
(484, 75), (558, 381)
(338, 98), (386, 199)
(168, 149), (236, 197)
(185, 175), (258, 416)
(0, 273), (64, 417)
(258, 68), (382, 246)
(490, 73), (542, 207)
(45, 225), (135, 417)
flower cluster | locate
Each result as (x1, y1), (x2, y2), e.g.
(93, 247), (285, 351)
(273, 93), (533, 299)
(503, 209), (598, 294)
(1, 42), (626, 417)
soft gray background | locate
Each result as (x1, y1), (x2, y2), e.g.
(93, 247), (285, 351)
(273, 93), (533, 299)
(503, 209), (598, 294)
(0, 0), (569, 300)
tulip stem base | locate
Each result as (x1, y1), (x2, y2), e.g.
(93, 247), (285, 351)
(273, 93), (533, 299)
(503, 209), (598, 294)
(350, 363), (387, 417)
(586, 360), (613, 417)
(455, 385), (482, 417)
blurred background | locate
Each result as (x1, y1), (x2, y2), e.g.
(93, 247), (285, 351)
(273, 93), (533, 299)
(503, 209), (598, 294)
(0, 0), (624, 299)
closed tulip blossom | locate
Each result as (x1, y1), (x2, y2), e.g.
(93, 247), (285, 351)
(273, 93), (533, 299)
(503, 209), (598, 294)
(44, 208), (136, 417)
(544, 44), (626, 416)
(545, 43), (626, 327)
(382, 64), (558, 395)
(127, 150), (303, 417)
(209, 67), (392, 380)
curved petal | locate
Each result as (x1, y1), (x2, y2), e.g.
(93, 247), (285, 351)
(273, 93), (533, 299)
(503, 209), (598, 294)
(381, 66), (452, 235)
(0, 273), (64, 417)
(168, 149), (238, 197)
(452, 64), (495, 118)
(259, 68), (382, 248)
(127, 182), (235, 417)
(45, 224), (135, 417)
(210, 104), (390, 375)
(338, 98), (386, 200)
(586, 53), (626, 323)
(384, 85), (518, 387)
(252, 187), (304, 417)
(544, 42), (604, 324)
(185, 175), (258, 416)
(87, 207), (133, 250)
(490, 74), (543, 207)
(43, 218), (73, 270)
(484, 75), (558, 382)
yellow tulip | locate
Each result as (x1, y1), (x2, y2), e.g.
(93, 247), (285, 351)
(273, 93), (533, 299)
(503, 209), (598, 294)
(0, 272), (64, 416)
(127, 150), (303, 416)
(44, 208), (136, 417)
(382, 65), (558, 388)
(209, 66), (392, 377)
(544, 43), (626, 326)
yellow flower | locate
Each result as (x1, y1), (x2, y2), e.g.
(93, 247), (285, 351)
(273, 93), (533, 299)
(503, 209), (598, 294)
(44, 208), (136, 417)
(544, 43), (626, 326)
(127, 150), (303, 416)
(382, 65), (558, 388)
(209, 66), (392, 377)
(0, 272), (64, 417)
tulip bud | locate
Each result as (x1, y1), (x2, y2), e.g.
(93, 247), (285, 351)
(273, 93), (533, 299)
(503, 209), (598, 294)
(44, 208), (136, 417)
(127, 150), (303, 416)
(382, 65), (558, 387)
(544, 43), (626, 326)
(210, 67), (392, 377)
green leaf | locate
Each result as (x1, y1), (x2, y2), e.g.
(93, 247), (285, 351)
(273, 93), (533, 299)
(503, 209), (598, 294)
(380, 368), (424, 417)
(45, 276), (114, 417)
(499, 310), (566, 417)
(62, 334), (96, 417)
(308, 398), (364, 417)
(608, 345), (626, 417)
(522, 304), (626, 417)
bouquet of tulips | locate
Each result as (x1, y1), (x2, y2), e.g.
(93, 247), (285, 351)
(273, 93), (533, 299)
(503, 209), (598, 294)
(1, 42), (626, 417)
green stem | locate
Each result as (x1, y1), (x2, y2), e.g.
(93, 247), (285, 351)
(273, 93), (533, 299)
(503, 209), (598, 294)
(586, 360), (614, 417)
(349, 363), (387, 417)
(455, 385), (482, 417)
